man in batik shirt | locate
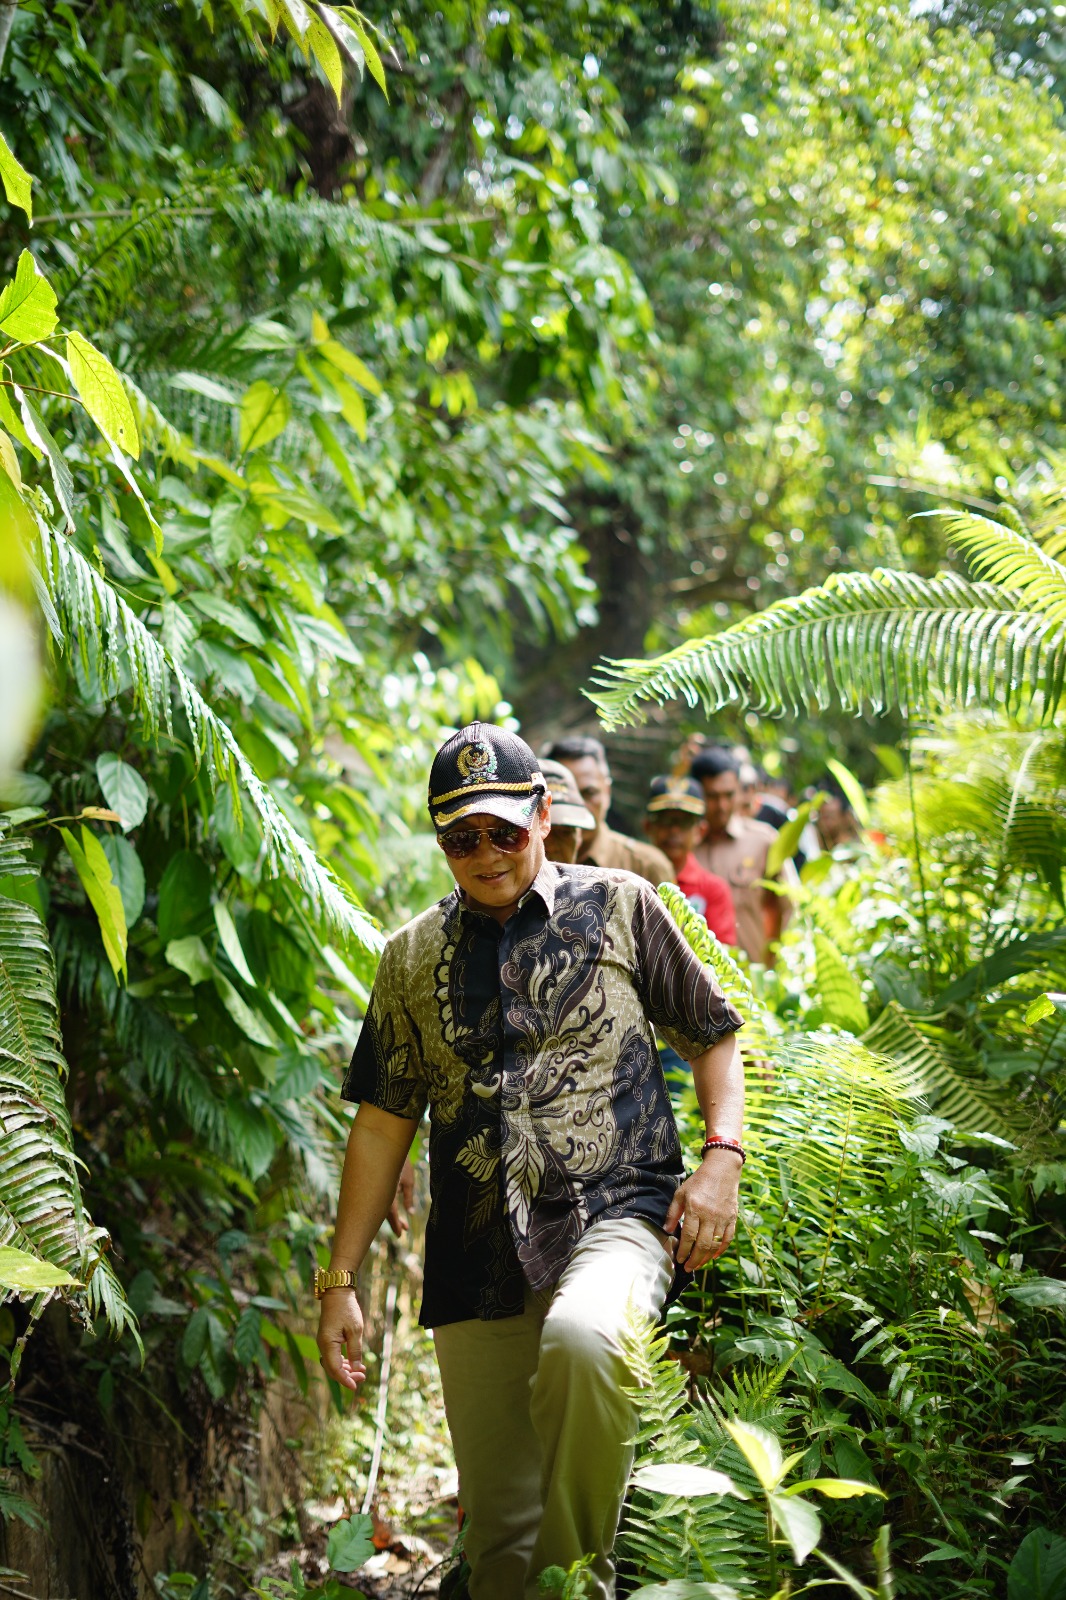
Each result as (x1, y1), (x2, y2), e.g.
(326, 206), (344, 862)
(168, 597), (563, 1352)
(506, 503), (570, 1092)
(316, 724), (745, 1600)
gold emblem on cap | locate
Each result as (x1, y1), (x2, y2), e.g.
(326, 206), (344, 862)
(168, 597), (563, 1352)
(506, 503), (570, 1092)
(456, 741), (497, 783)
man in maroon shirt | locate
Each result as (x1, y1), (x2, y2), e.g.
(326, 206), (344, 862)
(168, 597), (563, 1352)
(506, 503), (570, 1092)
(644, 777), (737, 947)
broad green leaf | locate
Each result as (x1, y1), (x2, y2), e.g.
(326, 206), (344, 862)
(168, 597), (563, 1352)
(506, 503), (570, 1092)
(213, 971), (280, 1048)
(327, 1514), (376, 1573)
(785, 1478), (885, 1500)
(239, 380), (290, 453)
(99, 835), (146, 927)
(166, 936), (214, 986)
(0, 133), (33, 222)
(60, 825), (128, 981)
(214, 901), (257, 985)
(66, 332), (141, 458)
(0, 385), (34, 452)
(0, 252), (58, 343)
(95, 753), (149, 831)
(233, 1306), (263, 1367)
(1007, 1278), (1066, 1310)
(188, 591), (265, 645)
(182, 1307), (209, 1368)
(632, 1463), (748, 1499)
(768, 1490), (821, 1565)
(318, 339), (383, 395)
(169, 371), (241, 405)
(0, 1245), (76, 1293)
(157, 850), (214, 944)
(723, 1419), (785, 1492)
(214, 785), (264, 879)
(225, 1097), (281, 1179)
(1007, 1527), (1066, 1600)
(210, 497), (258, 564)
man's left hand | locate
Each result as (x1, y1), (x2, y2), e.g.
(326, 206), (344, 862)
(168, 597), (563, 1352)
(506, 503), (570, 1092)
(665, 1149), (742, 1272)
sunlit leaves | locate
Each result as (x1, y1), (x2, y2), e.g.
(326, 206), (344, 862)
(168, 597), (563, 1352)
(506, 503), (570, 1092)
(59, 825), (128, 982)
(0, 133), (33, 222)
(66, 332), (141, 458)
(239, 380), (291, 453)
(0, 252), (58, 344)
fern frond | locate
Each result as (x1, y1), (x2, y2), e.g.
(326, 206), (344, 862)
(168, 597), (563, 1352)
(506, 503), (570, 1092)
(939, 510), (1066, 629)
(39, 525), (383, 952)
(0, 831), (132, 1334)
(657, 884), (776, 1058)
(863, 1003), (1023, 1139)
(588, 569), (1066, 729)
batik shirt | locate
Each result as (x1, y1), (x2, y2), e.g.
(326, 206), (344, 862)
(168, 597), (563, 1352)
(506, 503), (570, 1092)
(342, 861), (744, 1327)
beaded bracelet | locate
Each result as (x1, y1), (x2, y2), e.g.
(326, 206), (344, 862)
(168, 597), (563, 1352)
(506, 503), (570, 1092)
(700, 1137), (746, 1165)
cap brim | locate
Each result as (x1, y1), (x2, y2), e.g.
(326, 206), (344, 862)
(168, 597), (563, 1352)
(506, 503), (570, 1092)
(646, 795), (706, 817)
(548, 801), (595, 830)
(433, 791), (541, 830)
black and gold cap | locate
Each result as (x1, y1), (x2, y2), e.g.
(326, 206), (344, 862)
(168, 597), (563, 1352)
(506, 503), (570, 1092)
(428, 722), (546, 832)
(645, 774), (706, 818)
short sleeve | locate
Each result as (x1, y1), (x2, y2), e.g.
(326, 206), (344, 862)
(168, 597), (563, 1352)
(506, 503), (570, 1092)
(632, 884), (744, 1060)
(341, 937), (427, 1120)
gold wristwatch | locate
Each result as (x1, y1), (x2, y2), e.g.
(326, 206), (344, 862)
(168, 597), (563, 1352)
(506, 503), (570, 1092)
(313, 1266), (356, 1298)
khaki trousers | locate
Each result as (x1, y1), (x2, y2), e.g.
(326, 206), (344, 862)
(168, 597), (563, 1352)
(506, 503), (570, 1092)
(433, 1217), (674, 1600)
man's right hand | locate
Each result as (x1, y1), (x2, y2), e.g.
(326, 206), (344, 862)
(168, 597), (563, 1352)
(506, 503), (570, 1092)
(316, 1288), (367, 1391)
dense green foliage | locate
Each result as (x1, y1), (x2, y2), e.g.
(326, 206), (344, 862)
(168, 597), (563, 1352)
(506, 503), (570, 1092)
(1, 0), (1065, 1595)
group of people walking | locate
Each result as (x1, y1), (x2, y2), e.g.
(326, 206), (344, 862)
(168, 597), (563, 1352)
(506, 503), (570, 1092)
(316, 719), (833, 1600)
(537, 732), (799, 966)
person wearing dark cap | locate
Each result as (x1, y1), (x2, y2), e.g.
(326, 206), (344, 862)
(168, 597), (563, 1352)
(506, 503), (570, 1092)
(316, 723), (745, 1600)
(541, 733), (675, 885)
(539, 758), (596, 863)
(643, 776), (737, 947)
(689, 746), (797, 965)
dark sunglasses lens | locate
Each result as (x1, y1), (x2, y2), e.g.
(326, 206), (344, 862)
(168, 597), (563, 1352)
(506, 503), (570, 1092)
(489, 824), (528, 852)
(439, 829), (481, 858)
(438, 822), (531, 858)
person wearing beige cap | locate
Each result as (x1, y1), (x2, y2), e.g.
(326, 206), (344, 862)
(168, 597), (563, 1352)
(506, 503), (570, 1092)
(538, 758), (596, 863)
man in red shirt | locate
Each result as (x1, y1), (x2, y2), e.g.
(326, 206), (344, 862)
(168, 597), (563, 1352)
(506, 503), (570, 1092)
(643, 777), (737, 946)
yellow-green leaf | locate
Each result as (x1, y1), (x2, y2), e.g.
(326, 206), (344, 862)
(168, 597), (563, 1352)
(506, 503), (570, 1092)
(0, 133), (33, 222)
(0, 455), (35, 546)
(319, 338), (383, 395)
(60, 825), (128, 982)
(786, 1478), (886, 1500)
(0, 429), (22, 492)
(724, 1419), (786, 1492)
(340, 8), (387, 96)
(239, 380), (291, 453)
(0, 1244), (77, 1293)
(311, 310), (332, 345)
(319, 367), (367, 438)
(66, 331), (141, 458)
(0, 251), (58, 344)
(307, 14), (344, 101)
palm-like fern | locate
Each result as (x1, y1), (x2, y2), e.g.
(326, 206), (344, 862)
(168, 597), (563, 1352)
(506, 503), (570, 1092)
(0, 829), (132, 1336)
(590, 506), (1066, 727)
(39, 524), (383, 952)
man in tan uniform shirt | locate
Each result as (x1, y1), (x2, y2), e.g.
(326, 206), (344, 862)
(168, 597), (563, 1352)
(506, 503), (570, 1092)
(541, 735), (675, 886)
(690, 747), (796, 965)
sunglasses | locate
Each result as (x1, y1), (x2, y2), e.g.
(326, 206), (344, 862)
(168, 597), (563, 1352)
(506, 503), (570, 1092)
(437, 821), (531, 859)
